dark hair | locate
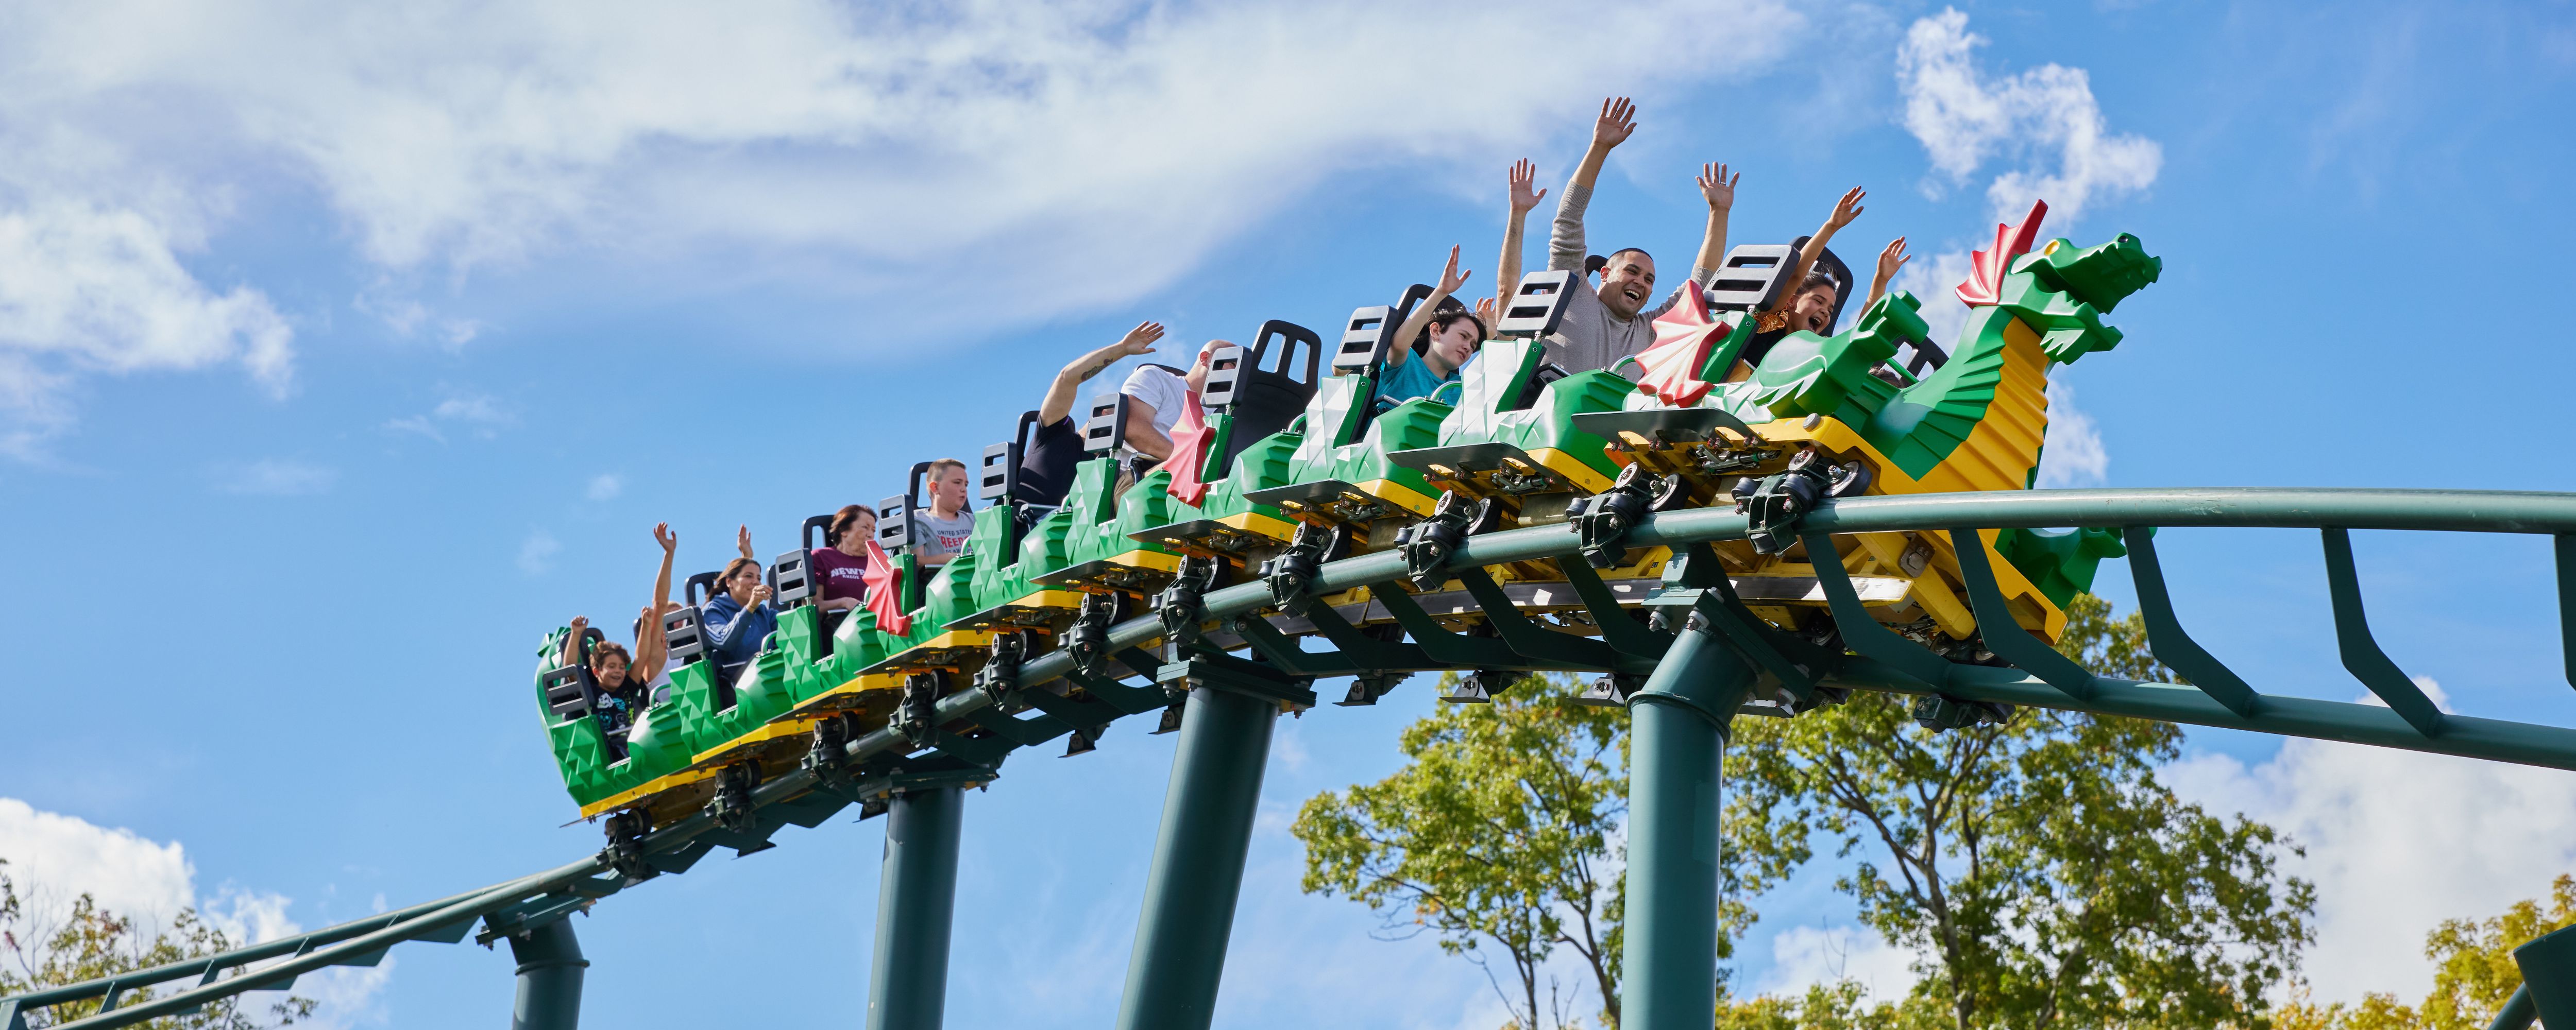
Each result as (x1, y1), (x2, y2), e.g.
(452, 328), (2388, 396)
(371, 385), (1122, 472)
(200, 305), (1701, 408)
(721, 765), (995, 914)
(590, 641), (632, 670)
(720, 557), (762, 594)
(829, 503), (877, 544)
(1585, 248), (1651, 277)
(1427, 310), (1488, 350)
(1800, 268), (1838, 295)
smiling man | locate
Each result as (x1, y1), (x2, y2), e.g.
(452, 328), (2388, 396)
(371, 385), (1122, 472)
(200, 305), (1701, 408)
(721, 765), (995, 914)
(1509, 97), (1737, 375)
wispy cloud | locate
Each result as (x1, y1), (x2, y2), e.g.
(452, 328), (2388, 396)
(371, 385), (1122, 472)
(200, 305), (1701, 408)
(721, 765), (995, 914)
(1896, 8), (2161, 225)
(0, 203), (293, 457)
(2167, 727), (2576, 1004)
(586, 473), (622, 501)
(212, 458), (334, 495)
(2035, 381), (2108, 488)
(385, 390), (513, 442)
(519, 530), (561, 574)
(1756, 924), (1920, 1003)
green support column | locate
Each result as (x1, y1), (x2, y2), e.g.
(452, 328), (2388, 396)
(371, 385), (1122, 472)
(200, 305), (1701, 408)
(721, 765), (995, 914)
(1112, 685), (1278, 1030)
(2514, 922), (2576, 1027)
(505, 918), (588, 1030)
(866, 786), (965, 1030)
(1620, 609), (1757, 1030)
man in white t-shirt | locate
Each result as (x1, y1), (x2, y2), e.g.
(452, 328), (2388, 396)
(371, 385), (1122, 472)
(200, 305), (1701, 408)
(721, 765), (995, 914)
(911, 458), (976, 565)
(1115, 342), (1218, 461)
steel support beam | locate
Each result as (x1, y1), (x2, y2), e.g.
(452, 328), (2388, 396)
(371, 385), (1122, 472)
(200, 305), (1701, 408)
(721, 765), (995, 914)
(1620, 612), (1758, 1030)
(505, 919), (587, 1030)
(1112, 686), (1278, 1030)
(866, 786), (965, 1030)
(2515, 922), (2576, 1028)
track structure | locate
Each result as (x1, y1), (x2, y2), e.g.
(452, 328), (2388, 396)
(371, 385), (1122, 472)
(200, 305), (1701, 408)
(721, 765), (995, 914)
(10, 487), (2576, 1030)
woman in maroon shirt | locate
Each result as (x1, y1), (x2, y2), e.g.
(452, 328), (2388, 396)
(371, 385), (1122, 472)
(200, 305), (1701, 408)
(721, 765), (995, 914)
(809, 504), (876, 613)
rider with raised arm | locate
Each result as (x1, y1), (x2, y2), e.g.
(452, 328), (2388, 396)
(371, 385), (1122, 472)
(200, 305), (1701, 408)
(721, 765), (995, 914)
(1496, 97), (1740, 374)
(700, 524), (776, 684)
(1374, 245), (1486, 410)
(556, 522), (681, 728)
(1022, 321), (1165, 507)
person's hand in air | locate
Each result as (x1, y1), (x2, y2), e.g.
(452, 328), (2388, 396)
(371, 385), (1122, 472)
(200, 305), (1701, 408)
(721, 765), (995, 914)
(1436, 245), (1473, 297)
(1867, 236), (1911, 312)
(1475, 296), (1497, 325)
(1591, 96), (1638, 151)
(1876, 237), (1910, 281)
(653, 522), (676, 554)
(735, 524), (754, 560)
(1507, 159), (1548, 215)
(1698, 162), (1738, 213)
(1826, 186), (1867, 232)
(569, 615), (590, 634)
(1111, 321), (1165, 359)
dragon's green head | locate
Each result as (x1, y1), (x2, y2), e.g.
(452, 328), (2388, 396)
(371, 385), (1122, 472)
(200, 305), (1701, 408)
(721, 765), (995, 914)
(2019, 233), (2161, 314)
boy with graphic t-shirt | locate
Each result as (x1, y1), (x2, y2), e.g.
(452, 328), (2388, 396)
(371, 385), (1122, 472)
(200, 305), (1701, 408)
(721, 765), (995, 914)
(912, 458), (976, 565)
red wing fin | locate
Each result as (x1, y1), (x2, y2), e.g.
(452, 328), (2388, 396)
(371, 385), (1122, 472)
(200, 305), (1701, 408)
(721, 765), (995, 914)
(861, 538), (910, 636)
(1157, 393), (1213, 506)
(1633, 280), (1726, 406)
(1955, 199), (2048, 308)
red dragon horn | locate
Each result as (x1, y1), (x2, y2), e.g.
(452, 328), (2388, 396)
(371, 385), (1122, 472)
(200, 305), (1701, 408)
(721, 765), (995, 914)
(1956, 198), (2048, 308)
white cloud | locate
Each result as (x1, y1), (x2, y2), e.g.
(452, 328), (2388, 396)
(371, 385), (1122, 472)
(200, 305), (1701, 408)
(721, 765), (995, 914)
(2036, 380), (2107, 488)
(1757, 924), (1921, 1002)
(1896, 8), (2161, 225)
(213, 457), (335, 495)
(586, 473), (622, 501)
(385, 390), (513, 442)
(0, 201), (293, 452)
(519, 529), (561, 574)
(0, 0), (1815, 352)
(1889, 247), (1976, 348)
(0, 798), (392, 1029)
(2166, 740), (2576, 1005)
(0, 796), (193, 927)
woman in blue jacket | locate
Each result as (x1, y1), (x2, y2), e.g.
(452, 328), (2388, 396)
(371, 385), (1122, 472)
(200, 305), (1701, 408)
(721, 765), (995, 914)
(700, 555), (777, 685)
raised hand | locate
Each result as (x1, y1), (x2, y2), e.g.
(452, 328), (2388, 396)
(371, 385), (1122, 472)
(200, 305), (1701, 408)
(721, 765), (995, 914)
(736, 524), (754, 559)
(1507, 159), (1548, 213)
(569, 615), (590, 633)
(1826, 186), (1867, 232)
(1113, 320), (1166, 357)
(1875, 237), (1911, 284)
(1698, 162), (1739, 212)
(1436, 245), (1474, 296)
(1591, 96), (1638, 150)
(653, 521), (676, 553)
(1475, 296), (1498, 325)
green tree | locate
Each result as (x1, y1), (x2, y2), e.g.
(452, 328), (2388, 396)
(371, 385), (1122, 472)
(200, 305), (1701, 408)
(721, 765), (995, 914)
(1294, 595), (2314, 1029)
(0, 859), (317, 1029)
(1715, 980), (1951, 1029)
(1723, 593), (2316, 1028)
(2275, 873), (2576, 1030)
(1294, 673), (1645, 1029)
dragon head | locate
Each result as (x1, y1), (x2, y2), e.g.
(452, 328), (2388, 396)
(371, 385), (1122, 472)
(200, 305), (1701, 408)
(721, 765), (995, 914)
(2021, 233), (2161, 314)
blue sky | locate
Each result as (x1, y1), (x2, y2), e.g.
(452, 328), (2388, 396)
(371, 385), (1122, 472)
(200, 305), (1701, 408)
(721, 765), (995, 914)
(2, 0), (2574, 1025)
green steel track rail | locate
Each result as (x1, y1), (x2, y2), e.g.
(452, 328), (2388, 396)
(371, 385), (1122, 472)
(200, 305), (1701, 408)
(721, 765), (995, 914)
(13, 486), (2576, 1029)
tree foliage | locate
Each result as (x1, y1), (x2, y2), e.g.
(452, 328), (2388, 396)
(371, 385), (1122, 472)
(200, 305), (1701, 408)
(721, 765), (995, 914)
(1294, 595), (2316, 1030)
(1293, 673), (1633, 1029)
(2275, 873), (2576, 1030)
(1725, 592), (2314, 1028)
(0, 859), (316, 1029)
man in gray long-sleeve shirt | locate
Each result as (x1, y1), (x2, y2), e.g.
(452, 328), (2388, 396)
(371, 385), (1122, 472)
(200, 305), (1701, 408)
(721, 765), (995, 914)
(1495, 97), (1738, 375)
